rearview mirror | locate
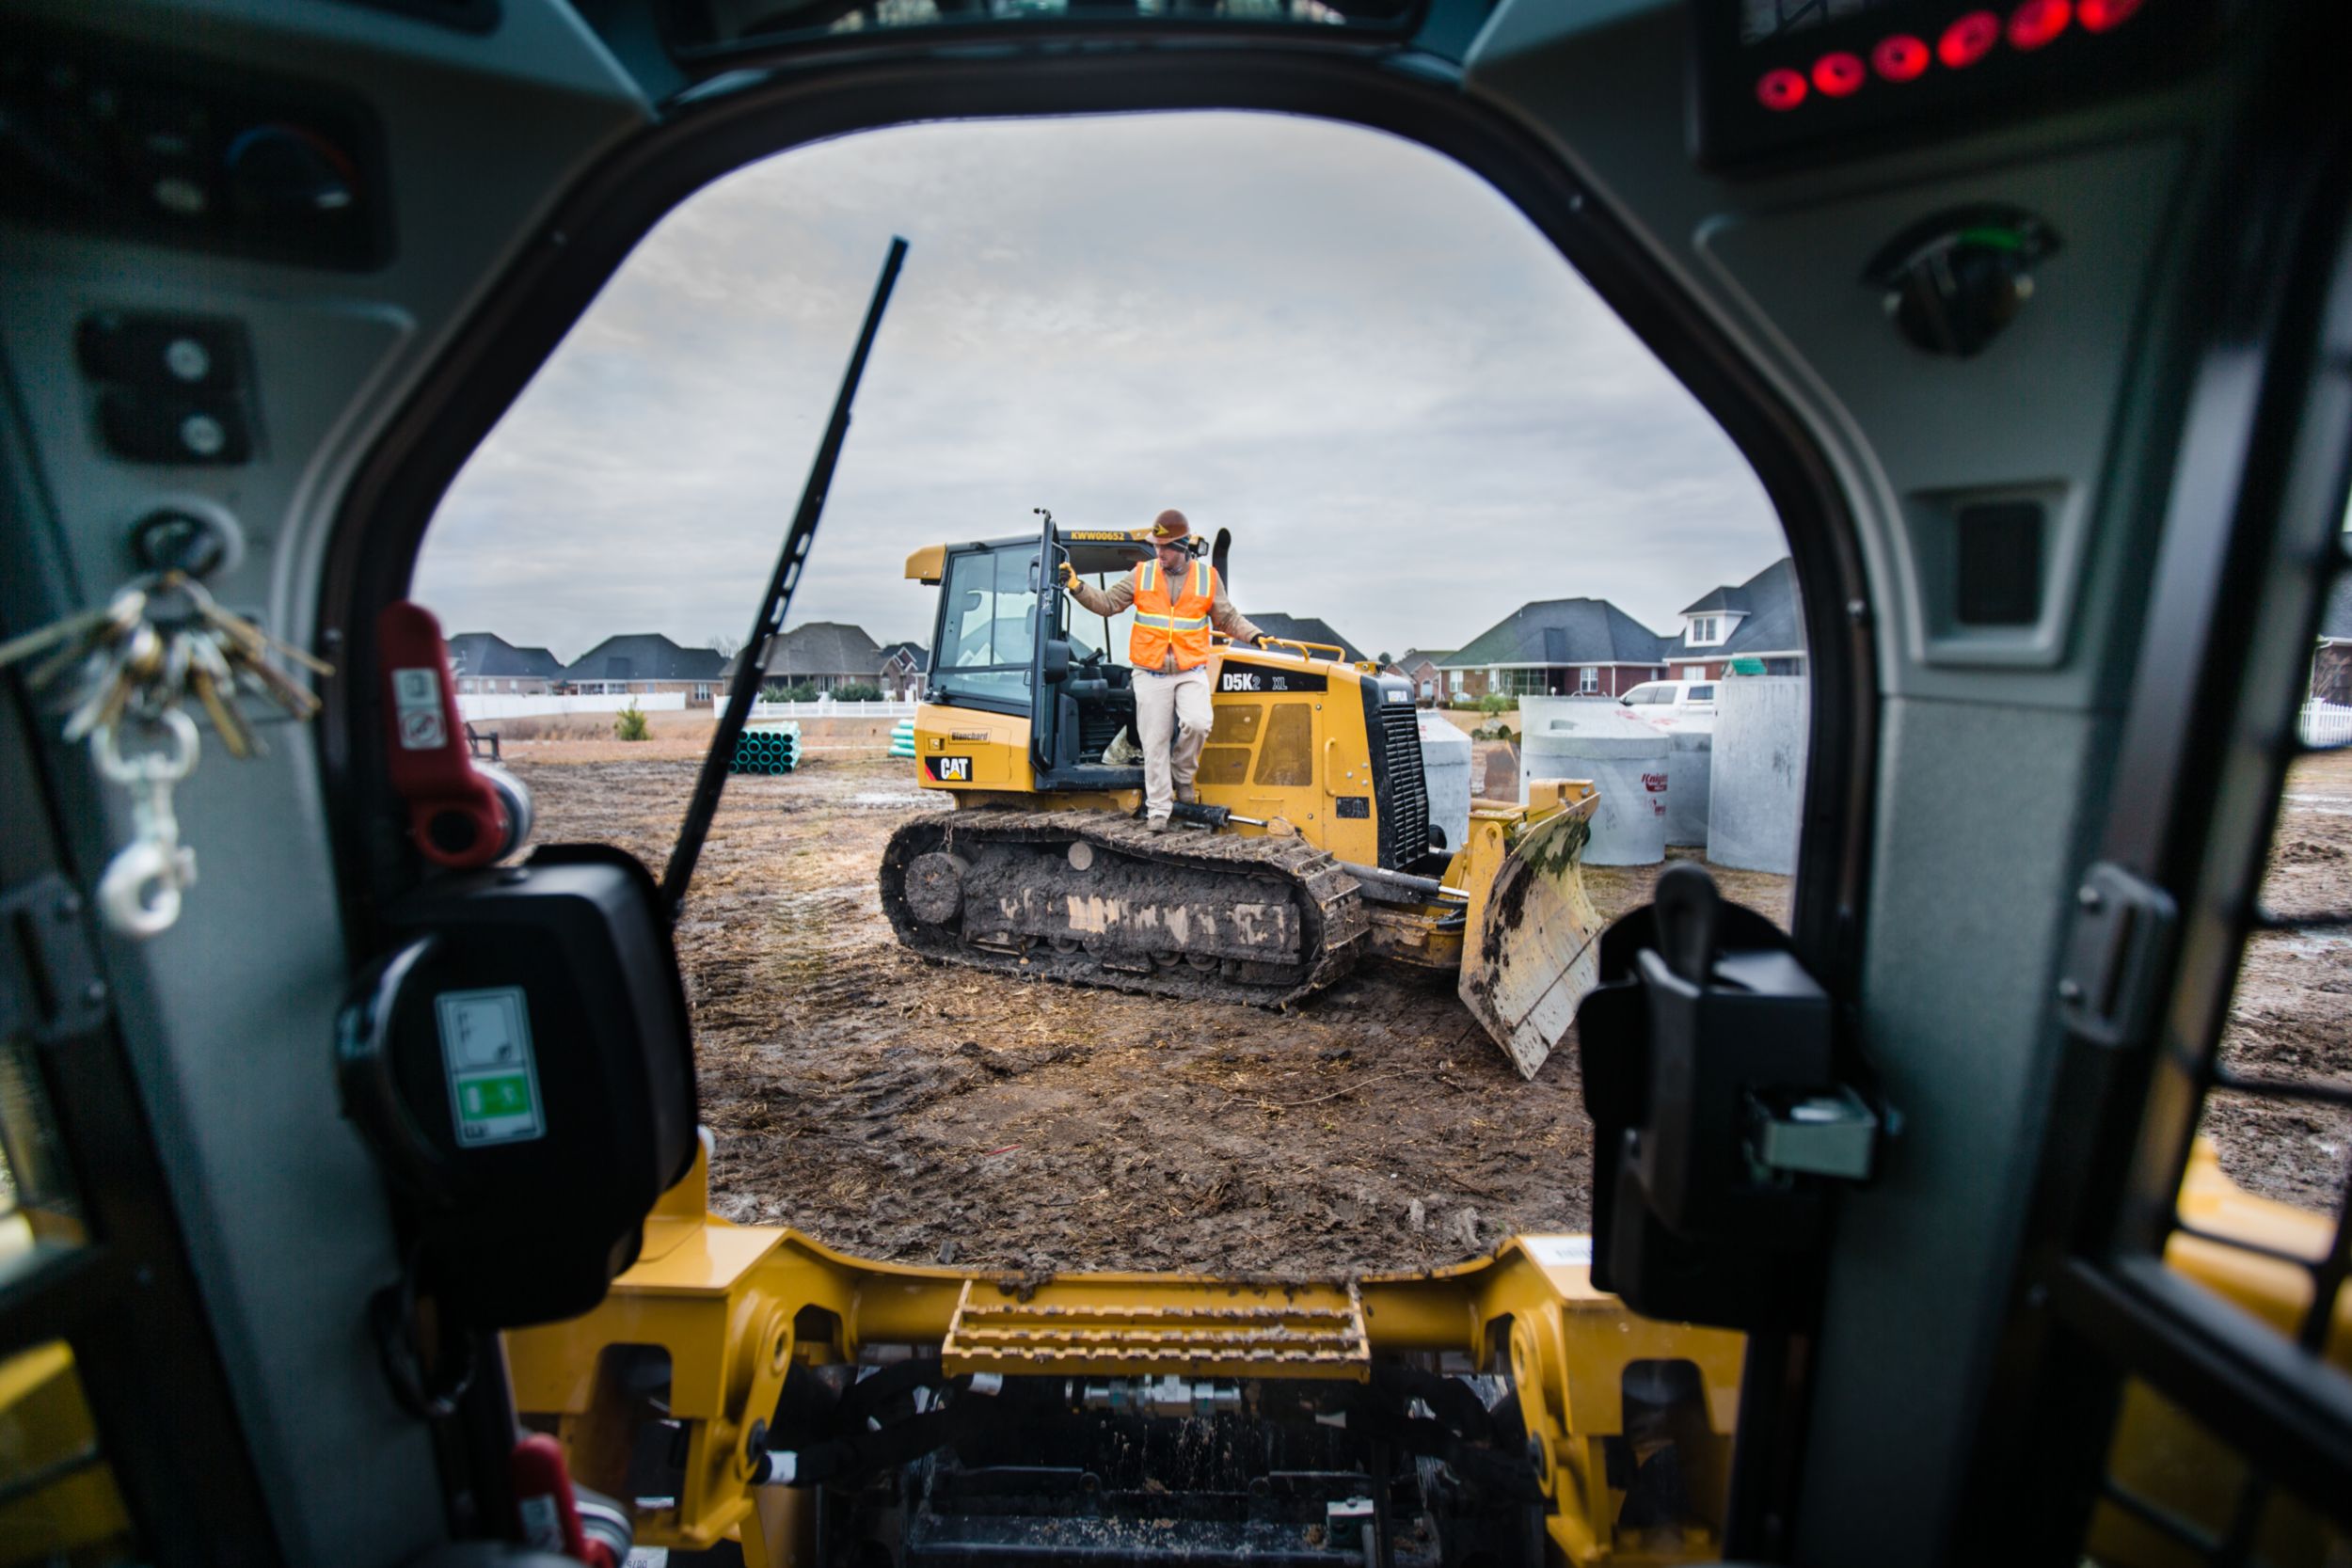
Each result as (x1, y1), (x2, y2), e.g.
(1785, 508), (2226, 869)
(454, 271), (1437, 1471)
(1041, 639), (1073, 685)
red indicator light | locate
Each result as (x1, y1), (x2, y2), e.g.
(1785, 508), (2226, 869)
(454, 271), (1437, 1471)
(2008, 0), (2073, 50)
(1872, 35), (1931, 82)
(1756, 68), (1810, 111)
(1938, 10), (2002, 67)
(2078, 0), (2142, 30)
(1812, 51), (1867, 98)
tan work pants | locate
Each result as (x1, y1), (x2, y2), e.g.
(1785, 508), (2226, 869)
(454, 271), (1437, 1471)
(1133, 664), (1213, 821)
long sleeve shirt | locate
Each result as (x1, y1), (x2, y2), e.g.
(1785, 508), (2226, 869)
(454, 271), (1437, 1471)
(1067, 566), (1265, 674)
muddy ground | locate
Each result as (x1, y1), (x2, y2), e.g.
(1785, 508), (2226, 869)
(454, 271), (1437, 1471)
(494, 730), (2352, 1279)
(2206, 749), (2352, 1212)
(502, 733), (1785, 1277)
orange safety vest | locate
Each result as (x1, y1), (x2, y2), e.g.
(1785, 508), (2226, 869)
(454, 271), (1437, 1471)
(1130, 558), (1217, 673)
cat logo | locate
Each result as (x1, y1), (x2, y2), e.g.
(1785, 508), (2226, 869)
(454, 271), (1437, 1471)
(929, 755), (974, 784)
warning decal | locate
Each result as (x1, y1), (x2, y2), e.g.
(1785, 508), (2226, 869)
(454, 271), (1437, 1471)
(392, 666), (447, 751)
(435, 986), (546, 1148)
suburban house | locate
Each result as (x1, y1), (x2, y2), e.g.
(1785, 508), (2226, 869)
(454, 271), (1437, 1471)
(1245, 613), (1367, 663)
(1662, 558), (1808, 680)
(444, 631), (565, 696)
(1393, 648), (1451, 705)
(1438, 599), (1668, 700)
(879, 641), (930, 700)
(725, 621), (885, 695)
(2313, 577), (2352, 705)
(561, 634), (727, 704)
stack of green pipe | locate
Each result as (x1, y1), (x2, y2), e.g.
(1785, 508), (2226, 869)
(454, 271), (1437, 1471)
(730, 721), (801, 774)
(889, 719), (915, 759)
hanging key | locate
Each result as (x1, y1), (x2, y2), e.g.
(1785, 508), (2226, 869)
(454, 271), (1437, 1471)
(1, 571), (333, 938)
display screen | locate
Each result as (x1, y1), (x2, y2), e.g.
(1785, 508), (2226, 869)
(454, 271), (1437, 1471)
(1741, 0), (1898, 47)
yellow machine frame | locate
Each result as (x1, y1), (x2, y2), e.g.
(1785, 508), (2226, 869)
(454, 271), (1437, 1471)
(506, 1138), (1746, 1567)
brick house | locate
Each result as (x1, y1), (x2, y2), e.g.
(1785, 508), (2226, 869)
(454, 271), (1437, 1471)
(1661, 559), (1808, 681)
(879, 641), (930, 700)
(1394, 648), (1451, 705)
(444, 631), (565, 696)
(1438, 600), (1667, 701)
(561, 634), (727, 704)
(723, 621), (885, 695)
(2313, 577), (2352, 705)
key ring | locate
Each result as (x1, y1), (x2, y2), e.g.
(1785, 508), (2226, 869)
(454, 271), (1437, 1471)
(92, 706), (199, 787)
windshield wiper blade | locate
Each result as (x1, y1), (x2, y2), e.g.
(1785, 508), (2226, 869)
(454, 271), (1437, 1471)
(661, 235), (909, 920)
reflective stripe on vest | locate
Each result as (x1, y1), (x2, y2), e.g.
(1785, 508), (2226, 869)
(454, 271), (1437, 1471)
(1130, 558), (1216, 671)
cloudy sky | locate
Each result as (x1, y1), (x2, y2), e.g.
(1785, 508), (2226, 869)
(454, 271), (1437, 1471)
(413, 112), (1785, 665)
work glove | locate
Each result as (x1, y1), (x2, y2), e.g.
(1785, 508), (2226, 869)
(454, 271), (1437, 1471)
(1057, 561), (1080, 590)
(1250, 634), (1271, 649)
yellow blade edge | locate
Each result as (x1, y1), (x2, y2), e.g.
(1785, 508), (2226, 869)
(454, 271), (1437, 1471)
(1457, 792), (1605, 1080)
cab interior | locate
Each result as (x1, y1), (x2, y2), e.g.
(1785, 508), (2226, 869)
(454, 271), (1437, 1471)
(1, 0), (2348, 1564)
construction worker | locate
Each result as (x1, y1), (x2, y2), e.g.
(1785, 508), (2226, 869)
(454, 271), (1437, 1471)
(1064, 509), (1268, 832)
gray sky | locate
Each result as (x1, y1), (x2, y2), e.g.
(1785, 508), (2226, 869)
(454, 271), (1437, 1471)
(414, 112), (1785, 665)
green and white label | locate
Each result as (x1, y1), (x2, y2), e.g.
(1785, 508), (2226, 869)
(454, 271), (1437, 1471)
(435, 986), (545, 1147)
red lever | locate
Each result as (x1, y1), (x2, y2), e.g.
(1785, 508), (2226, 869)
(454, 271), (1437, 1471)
(377, 601), (508, 868)
(510, 1433), (614, 1568)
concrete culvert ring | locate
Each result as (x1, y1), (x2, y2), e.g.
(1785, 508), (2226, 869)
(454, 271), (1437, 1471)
(903, 851), (968, 925)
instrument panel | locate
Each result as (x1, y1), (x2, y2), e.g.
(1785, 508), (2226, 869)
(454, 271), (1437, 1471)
(1692, 0), (2220, 168)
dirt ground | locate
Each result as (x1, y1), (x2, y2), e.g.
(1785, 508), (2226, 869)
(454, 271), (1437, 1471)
(2206, 749), (2352, 1212)
(493, 723), (2352, 1278)
(502, 729), (1786, 1277)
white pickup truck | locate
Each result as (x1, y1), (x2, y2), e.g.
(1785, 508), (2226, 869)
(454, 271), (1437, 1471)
(1617, 678), (1717, 730)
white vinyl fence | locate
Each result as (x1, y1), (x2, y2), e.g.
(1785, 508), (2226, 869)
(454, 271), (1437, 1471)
(2303, 701), (2352, 748)
(456, 692), (687, 721)
(745, 698), (916, 720)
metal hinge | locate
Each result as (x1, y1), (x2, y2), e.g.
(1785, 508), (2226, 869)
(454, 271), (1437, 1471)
(0, 873), (108, 1046)
(2056, 863), (2179, 1050)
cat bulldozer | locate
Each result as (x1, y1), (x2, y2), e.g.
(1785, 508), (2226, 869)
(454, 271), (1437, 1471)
(882, 514), (1604, 1076)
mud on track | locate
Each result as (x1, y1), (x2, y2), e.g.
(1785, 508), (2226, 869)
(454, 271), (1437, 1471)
(506, 746), (1787, 1277)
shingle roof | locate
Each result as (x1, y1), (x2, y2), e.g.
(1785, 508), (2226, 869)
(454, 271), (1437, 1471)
(1246, 614), (1366, 663)
(1708, 560), (1804, 657)
(730, 621), (884, 681)
(445, 632), (564, 680)
(2322, 575), (2352, 642)
(1441, 599), (1667, 669)
(1397, 648), (1453, 669)
(561, 634), (725, 684)
(880, 641), (930, 668)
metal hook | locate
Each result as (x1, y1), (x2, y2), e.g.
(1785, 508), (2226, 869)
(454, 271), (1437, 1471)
(91, 710), (200, 939)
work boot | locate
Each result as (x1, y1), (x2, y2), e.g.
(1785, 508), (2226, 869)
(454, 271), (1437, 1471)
(1147, 816), (1171, 834)
(1175, 784), (1198, 805)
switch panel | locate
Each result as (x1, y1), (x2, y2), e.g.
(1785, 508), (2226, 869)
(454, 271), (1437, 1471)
(0, 25), (389, 271)
(82, 312), (260, 467)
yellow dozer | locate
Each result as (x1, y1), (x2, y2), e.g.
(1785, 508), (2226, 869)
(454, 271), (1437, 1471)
(879, 515), (1606, 1077)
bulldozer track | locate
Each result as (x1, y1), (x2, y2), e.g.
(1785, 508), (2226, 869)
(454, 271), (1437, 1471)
(879, 809), (1368, 1008)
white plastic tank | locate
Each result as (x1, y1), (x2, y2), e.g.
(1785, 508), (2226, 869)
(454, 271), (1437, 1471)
(1664, 730), (1712, 848)
(1518, 697), (1667, 865)
(1708, 677), (1809, 874)
(1414, 710), (1471, 855)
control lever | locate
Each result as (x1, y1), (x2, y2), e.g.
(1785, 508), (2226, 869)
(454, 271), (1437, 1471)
(377, 601), (530, 868)
(1574, 867), (1877, 1331)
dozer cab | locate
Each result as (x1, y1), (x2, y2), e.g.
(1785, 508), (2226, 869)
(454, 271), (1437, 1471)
(6, 4), (2352, 1568)
(881, 514), (1606, 1075)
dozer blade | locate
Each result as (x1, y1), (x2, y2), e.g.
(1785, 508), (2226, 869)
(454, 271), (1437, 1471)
(1457, 786), (1606, 1080)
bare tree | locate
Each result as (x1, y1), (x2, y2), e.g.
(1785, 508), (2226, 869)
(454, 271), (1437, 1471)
(708, 633), (742, 659)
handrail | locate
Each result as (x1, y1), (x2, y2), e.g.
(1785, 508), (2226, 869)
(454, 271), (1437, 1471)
(1213, 632), (1348, 661)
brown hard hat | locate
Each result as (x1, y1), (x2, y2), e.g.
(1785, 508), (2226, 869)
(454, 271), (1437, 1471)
(1148, 509), (1191, 544)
